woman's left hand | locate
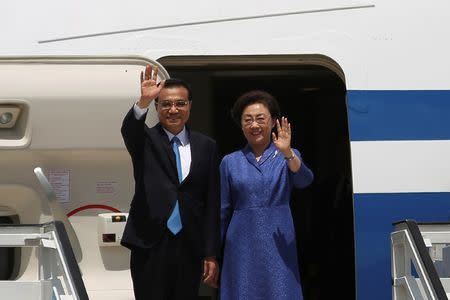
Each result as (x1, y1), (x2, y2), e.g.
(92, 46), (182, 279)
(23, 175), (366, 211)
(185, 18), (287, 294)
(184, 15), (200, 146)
(272, 117), (292, 156)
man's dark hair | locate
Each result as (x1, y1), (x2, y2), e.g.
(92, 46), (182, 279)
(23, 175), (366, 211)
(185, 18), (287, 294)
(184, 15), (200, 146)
(231, 90), (281, 126)
(156, 78), (193, 101)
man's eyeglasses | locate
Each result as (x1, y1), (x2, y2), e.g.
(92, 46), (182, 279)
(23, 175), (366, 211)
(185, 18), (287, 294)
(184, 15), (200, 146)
(157, 100), (190, 110)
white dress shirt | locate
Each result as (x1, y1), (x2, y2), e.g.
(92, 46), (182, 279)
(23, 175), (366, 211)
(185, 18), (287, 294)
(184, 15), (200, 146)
(133, 104), (191, 181)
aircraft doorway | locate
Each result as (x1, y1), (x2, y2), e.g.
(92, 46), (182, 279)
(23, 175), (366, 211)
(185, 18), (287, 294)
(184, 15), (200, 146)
(159, 55), (354, 300)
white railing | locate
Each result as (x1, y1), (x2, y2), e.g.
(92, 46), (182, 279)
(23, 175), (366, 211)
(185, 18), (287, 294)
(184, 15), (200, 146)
(0, 222), (88, 300)
(391, 220), (448, 300)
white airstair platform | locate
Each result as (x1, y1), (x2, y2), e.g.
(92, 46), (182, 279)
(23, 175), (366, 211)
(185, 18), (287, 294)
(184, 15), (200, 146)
(392, 220), (450, 300)
(0, 222), (88, 300)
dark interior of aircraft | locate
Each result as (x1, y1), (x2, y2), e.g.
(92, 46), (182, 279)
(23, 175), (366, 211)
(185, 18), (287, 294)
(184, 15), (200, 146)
(161, 55), (355, 300)
(0, 216), (17, 280)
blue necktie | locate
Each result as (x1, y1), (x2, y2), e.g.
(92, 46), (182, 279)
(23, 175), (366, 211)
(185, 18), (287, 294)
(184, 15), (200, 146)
(167, 136), (183, 235)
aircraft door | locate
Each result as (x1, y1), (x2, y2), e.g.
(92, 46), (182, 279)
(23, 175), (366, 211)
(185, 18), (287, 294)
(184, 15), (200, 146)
(0, 57), (170, 298)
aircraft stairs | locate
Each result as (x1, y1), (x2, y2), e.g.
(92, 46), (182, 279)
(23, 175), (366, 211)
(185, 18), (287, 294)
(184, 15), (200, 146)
(0, 221), (88, 300)
(392, 220), (450, 300)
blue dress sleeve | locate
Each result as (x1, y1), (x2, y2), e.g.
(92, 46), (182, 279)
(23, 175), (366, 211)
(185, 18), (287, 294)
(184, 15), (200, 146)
(289, 149), (314, 188)
(220, 156), (233, 244)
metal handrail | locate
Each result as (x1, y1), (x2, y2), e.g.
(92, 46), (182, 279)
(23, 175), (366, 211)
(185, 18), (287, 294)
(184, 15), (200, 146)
(0, 222), (88, 300)
(391, 219), (447, 300)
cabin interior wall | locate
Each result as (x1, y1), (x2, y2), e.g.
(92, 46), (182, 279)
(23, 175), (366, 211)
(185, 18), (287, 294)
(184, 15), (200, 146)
(165, 64), (354, 300)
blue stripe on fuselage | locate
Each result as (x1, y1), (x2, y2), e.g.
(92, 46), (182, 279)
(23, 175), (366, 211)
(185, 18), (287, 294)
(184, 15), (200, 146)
(354, 192), (450, 300)
(347, 90), (450, 141)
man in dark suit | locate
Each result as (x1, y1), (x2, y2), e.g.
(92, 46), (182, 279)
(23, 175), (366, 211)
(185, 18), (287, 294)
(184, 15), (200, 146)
(121, 64), (220, 299)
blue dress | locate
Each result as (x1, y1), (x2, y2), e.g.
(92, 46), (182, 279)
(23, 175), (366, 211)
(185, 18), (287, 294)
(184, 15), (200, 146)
(220, 143), (313, 300)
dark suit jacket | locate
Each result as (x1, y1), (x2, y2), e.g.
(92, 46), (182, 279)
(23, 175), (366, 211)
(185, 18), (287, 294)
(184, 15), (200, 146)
(120, 108), (220, 259)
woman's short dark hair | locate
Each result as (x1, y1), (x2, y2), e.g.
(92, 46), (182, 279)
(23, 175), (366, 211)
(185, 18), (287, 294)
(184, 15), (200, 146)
(231, 90), (281, 126)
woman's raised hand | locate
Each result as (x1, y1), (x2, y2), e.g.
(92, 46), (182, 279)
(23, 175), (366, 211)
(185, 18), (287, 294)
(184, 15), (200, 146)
(272, 117), (292, 157)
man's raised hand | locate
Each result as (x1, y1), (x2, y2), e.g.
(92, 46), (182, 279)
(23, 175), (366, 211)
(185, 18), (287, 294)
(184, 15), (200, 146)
(137, 64), (165, 108)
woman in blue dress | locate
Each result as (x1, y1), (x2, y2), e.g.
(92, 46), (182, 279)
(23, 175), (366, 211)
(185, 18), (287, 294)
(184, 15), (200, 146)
(220, 90), (314, 300)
